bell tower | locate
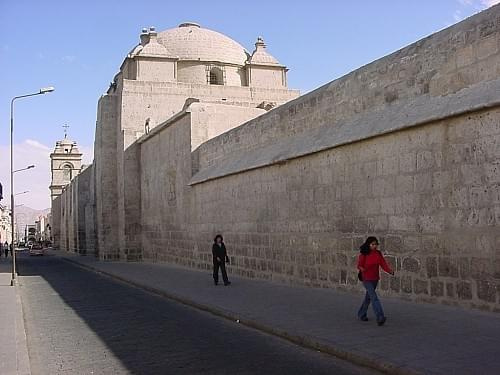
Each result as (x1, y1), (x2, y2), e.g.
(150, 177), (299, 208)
(49, 126), (82, 200)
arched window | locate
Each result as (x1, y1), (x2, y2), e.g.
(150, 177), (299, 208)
(62, 163), (74, 182)
(209, 67), (224, 85)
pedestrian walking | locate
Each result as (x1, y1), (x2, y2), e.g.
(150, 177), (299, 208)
(212, 234), (231, 286)
(4, 241), (8, 258)
(357, 236), (394, 326)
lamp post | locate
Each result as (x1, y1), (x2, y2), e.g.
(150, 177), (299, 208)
(10, 87), (54, 286)
(13, 165), (34, 174)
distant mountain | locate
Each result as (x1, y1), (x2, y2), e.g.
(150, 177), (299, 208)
(14, 206), (50, 234)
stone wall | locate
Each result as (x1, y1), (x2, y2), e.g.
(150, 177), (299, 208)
(54, 165), (95, 255)
(55, 6), (500, 312)
(94, 94), (119, 259)
(138, 6), (500, 311)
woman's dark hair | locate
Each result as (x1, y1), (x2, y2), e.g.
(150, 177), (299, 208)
(360, 236), (379, 254)
(214, 234), (223, 243)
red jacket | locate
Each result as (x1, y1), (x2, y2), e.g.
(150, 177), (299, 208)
(357, 250), (393, 281)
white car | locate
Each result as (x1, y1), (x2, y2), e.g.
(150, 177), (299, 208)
(29, 244), (45, 256)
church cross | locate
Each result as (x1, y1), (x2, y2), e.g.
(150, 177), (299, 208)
(63, 124), (69, 139)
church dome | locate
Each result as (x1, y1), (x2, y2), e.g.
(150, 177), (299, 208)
(157, 22), (249, 66)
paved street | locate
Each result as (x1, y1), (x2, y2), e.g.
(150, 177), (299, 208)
(54, 250), (500, 375)
(17, 251), (377, 375)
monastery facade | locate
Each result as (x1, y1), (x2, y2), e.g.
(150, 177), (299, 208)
(52, 7), (500, 312)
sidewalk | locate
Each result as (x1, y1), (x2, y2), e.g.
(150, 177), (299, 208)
(0, 258), (31, 375)
(55, 250), (500, 375)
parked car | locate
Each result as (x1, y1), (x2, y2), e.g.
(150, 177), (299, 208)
(29, 244), (45, 256)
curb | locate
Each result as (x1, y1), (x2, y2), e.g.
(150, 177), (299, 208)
(60, 256), (423, 375)
(14, 280), (31, 375)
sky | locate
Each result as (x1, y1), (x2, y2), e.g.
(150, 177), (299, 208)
(0, 0), (498, 210)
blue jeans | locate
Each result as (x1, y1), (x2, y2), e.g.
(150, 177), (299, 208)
(358, 280), (385, 321)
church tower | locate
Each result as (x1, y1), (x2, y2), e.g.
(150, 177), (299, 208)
(49, 129), (82, 200)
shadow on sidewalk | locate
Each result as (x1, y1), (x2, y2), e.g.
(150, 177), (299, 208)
(16, 252), (372, 375)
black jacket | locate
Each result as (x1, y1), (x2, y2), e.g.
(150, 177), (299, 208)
(212, 243), (229, 263)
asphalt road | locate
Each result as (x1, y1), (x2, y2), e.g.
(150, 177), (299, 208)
(17, 252), (378, 375)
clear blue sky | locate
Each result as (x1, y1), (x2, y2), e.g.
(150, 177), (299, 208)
(0, 0), (496, 209)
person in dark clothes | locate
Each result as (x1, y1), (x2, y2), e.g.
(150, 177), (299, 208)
(212, 234), (231, 286)
(4, 242), (8, 258)
(357, 236), (394, 326)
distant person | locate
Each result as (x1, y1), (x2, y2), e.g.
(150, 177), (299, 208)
(4, 242), (8, 258)
(357, 236), (394, 326)
(9, 243), (13, 257)
(212, 234), (231, 286)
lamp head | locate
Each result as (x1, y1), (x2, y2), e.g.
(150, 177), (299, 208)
(39, 86), (55, 94)
(27, 165), (35, 169)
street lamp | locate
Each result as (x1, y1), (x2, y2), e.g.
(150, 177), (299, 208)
(14, 191), (29, 196)
(13, 165), (35, 173)
(10, 87), (54, 286)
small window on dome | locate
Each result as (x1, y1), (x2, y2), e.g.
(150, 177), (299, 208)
(209, 67), (224, 85)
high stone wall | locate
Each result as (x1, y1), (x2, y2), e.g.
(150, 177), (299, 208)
(139, 6), (500, 311)
(54, 6), (500, 312)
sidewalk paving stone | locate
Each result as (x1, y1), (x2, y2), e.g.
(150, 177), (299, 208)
(0, 256), (31, 375)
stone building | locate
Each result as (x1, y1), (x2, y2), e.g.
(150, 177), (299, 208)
(53, 8), (500, 312)
(0, 204), (12, 245)
(50, 135), (83, 249)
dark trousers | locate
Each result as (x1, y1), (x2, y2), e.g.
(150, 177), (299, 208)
(213, 261), (229, 284)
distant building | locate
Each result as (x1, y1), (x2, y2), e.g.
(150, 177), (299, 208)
(35, 214), (51, 243)
(0, 205), (12, 245)
(49, 135), (83, 201)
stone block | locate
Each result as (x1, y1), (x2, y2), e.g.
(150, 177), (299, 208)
(402, 275), (412, 294)
(372, 177), (396, 197)
(377, 157), (399, 176)
(390, 276), (401, 293)
(380, 274), (390, 290)
(399, 152), (416, 173)
(417, 214), (444, 233)
(426, 257), (438, 278)
(380, 198), (396, 215)
(457, 281), (473, 300)
(438, 257), (459, 278)
(458, 257), (471, 279)
(403, 257), (421, 273)
(416, 150), (434, 171)
(414, 172), (432, 192)
(414, 279), (429, 295)
(395, 175), (414, 195)
(449, 187), (469, 208)
(494, 259), (500, 279)
(367, 215), (389, 231)
(353, 217), (368, 232)
(318, 267), (328, 281)
(477, 280), (496, 303)
(446, 282), (455, 298)
(328, 269), (339, 283)
(403, 235), (420, 252)
(471, 257), (491, 279)
(385, 235), (402, 252)
(431, 281), (444, 297)
(340, 269), (347, 284)
(337, 253), (348, 266)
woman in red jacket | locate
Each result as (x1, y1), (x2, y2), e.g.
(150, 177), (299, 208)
(357, 236), (394, 326)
